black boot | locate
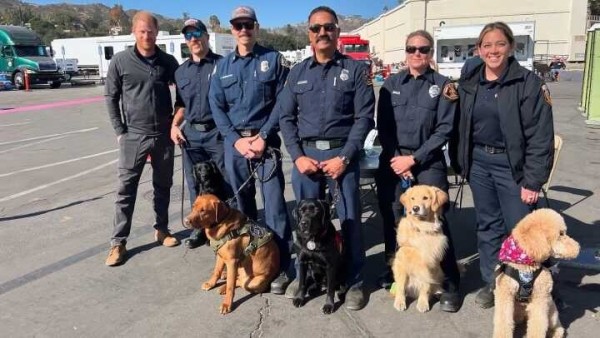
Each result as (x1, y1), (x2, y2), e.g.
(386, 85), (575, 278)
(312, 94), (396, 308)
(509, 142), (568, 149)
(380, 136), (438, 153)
(184, 229), (207, 249)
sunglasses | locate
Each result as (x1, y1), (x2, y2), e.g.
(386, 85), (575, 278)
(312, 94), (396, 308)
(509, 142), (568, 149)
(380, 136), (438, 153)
(232, 21), (255, 31)
(308, 23), (338, 33)
(406, 45), (432, 54)
(184, 30), (204, 40)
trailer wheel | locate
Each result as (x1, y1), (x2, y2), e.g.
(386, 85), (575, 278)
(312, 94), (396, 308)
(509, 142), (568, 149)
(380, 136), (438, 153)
(50, 81), (62, 89)
(13, 71), (25, 90)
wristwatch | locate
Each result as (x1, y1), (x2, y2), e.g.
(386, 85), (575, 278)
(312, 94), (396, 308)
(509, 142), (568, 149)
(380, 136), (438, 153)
(259, 130), (268, 140)
(338, 155), (350, 165)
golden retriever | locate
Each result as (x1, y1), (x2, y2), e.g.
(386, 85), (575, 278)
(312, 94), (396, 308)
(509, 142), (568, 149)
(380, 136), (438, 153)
(392, 185), (449, 312)
(184, 194), (280, 314)
(493, 208), (580, 338)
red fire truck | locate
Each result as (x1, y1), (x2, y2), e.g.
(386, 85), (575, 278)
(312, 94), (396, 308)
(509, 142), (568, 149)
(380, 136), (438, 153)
(338, 34), (371, 72)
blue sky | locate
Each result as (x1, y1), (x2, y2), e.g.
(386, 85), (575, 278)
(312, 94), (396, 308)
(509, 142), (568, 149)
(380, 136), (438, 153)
(28, 1), (397, 28)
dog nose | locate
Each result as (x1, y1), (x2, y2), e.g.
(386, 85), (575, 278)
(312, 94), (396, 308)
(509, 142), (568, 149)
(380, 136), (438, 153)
(412, 205), (420, 213)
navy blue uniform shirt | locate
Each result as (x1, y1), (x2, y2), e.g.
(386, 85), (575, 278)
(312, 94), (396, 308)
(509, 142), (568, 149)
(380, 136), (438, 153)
(174, 51), (222, 123)
(472, 66), (507, 148)
(278, 52), (375, 161)
(377, 68), (456, 164)
(209, 44), (289, 144)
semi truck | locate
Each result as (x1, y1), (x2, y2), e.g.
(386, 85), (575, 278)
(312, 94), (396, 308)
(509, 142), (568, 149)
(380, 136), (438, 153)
(338, 34), (372, 70)
(0, 25), (65, 89)
(433, 21), (535, 80)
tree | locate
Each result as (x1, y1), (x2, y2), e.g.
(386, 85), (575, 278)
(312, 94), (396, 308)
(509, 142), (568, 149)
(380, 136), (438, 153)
(591, 0), (600, 16)
(209, 15), (221, 33)
(182, 12), (190, 20)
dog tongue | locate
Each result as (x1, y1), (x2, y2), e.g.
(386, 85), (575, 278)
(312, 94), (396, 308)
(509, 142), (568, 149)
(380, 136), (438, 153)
(307, 241), (316, 251)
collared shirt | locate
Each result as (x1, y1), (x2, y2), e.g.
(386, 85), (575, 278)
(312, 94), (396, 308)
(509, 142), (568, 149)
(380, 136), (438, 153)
(472, 66), (508, 148)
(209, 44), (289, 144)
(377, 67), (456, 164)
(278, 52), (375, 161)
(174, 51), (222, 124)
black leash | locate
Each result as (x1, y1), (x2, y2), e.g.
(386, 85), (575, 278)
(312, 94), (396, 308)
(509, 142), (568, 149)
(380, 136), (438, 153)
(225, 146), (280, 206)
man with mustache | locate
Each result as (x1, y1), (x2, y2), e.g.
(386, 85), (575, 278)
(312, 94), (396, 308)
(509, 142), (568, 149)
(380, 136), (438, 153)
(171, 18), (233, 248)
(209, 6), (293, 294)
(278, 6), (375, 310)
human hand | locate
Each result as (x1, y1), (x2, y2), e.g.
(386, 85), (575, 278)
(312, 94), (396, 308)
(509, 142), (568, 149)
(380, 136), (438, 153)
(521, 187), (539, 205)
(248, 135), (266, 158)
(294, 156), (320, 175)
(320, 157), (347, 180)
(390, 155), (415, 176)
(170, 125), (186, 145)
(234, 137), (256, 159)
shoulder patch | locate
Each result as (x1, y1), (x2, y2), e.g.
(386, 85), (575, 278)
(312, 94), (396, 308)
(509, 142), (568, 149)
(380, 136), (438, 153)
(363, 68), (373, 86)
(442, 82), (459, 101)
(541, 84), (552, 106)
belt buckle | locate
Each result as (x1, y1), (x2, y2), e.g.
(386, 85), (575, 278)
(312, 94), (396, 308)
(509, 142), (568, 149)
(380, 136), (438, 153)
(240, 130), (252, 137)
(196, 124), (207, 132)
(315, 140), (330, 150)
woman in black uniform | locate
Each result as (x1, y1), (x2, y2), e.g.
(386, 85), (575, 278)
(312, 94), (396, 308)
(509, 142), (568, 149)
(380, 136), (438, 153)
(451, 22), (555, 309)
(376, 30), (461, 313)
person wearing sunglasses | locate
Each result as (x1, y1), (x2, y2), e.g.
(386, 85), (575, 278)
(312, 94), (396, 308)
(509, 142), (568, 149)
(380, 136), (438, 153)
(278, 6), (375, 310)
(450, 22), (555, 309)
(208, 6), (293, 295)
(104, 12), (180, 266)
(375, 30), (462, 312)
(171, 18), (234, 249)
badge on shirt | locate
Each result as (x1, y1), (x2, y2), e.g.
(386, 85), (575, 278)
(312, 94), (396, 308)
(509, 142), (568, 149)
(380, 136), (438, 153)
(261, 60), (269, 72)
(541, 84), (552, 106)
(429, 85), (440, 98)
(442, 82), (459, 101)
(340, 69), (350, 81)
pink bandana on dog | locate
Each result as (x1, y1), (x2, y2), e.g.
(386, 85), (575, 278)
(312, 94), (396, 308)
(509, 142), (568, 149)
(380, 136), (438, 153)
(499, 235), (536, 266)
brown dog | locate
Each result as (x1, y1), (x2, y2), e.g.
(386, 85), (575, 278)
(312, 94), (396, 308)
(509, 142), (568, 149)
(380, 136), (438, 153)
(184, 194), (280, 314)
(493, 209), (580, 338)
(392, 185), (449, 312)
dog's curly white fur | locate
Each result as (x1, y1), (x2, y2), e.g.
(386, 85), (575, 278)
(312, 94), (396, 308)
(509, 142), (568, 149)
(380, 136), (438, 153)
(493, 209), (580, 338)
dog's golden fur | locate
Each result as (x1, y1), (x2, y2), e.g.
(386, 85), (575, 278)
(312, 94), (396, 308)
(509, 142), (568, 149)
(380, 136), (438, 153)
(392, 185), (449, 312)
(184, 194), (280, 314)
(493, 209), (580, 338)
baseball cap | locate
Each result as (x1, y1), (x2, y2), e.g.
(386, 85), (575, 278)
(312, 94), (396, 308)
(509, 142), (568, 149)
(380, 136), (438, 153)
(181, 18), (208, 34)
(230, 6), (257, 23)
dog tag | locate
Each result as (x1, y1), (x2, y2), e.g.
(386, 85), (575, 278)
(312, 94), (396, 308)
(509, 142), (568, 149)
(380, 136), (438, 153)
(307, 240), (316, 251)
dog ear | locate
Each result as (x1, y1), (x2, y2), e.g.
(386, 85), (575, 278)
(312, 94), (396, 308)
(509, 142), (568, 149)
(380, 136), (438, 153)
(431, 187), (448, 213)
(512, 213), (552, 263)
(213, 197), (228, 223)
(399, 190), (409, 208)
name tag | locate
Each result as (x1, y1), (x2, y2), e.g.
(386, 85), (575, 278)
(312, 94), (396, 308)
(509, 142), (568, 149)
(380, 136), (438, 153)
(220, 74), (233, 79)
(297, 80), (308, 85)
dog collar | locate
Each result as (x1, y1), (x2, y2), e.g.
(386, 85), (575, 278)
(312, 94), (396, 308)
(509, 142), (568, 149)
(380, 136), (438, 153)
(499, 235), (536, 266)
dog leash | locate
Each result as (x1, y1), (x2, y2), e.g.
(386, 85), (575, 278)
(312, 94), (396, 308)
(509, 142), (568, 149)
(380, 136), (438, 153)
(225, 147), (280, 206)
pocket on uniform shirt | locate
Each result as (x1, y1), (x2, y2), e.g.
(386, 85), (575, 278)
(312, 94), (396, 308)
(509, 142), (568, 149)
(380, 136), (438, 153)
(220, 75), (239, 104)
(256, 71), (277, 103)
(178, 78), (191, 98)
(332, 81), (355, 115)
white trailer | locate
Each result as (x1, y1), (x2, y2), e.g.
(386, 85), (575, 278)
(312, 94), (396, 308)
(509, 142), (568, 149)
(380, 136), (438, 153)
(433, 22), (535, 80)
(97, 32), (236, 79)
(51, 37), (101, 72)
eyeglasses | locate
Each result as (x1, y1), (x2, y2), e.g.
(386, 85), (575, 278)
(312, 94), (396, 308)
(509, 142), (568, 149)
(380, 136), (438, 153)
(184, 30), (204, 40)
(232, 21), (255, 31)
(308, 23), (338, 34)
(406, 45), (432, 54)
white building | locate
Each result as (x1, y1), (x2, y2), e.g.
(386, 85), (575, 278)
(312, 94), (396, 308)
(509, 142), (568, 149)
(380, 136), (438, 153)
(352, 0), (588, 65)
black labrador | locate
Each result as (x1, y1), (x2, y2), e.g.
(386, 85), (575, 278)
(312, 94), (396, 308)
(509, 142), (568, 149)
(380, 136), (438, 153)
(192, 160), (227, 200)
(292, 199), (344, 314)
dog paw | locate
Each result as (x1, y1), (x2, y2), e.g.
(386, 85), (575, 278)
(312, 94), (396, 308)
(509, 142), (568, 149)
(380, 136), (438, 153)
(218, 284), (227, 295)
(292, 297), (305, 308)
(201, 281), (215, 291)
(322, 303), (334, 314)
(416, 299), (430, 313)
(219, 303), (231, 314)
(393, 298), (407, 311)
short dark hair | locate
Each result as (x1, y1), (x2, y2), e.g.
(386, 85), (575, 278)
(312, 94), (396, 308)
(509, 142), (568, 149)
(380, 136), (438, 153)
(308, 6), (338, 24)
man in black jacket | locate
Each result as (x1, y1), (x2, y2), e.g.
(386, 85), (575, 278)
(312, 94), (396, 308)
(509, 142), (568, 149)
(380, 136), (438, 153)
(105, 11), (181, 266)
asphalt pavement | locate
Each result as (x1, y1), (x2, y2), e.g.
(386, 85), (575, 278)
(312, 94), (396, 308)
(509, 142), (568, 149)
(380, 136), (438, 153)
(0, 79), (598, 337)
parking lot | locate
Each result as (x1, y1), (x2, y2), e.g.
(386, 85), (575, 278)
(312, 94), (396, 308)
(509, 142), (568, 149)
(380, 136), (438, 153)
(0, 81), (599, 337)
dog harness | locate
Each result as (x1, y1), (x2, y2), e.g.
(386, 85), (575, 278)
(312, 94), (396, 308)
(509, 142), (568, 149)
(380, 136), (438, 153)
(497, 235), (542, 302)
(209, 218), (273, 257)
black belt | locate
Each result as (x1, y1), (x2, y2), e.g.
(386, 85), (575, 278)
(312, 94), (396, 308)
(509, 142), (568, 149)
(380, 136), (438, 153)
(476, 144), (506, 154)
(302, 139), (345, 150)
(237, 129), (260, 137)
(397, 147), (415, 155)
(190, 120), (216, 132)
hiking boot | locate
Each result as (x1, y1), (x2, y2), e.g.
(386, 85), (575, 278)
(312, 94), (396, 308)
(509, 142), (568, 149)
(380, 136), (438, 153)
(475, 284), (495, 309)
(270, 272), (291, 295)
(155, 230), (180, 247)
(345, 285), (366, 310)
(105, 244), (127, 266)
(184, 229), (207, 249)
(284, 279), (300, 299)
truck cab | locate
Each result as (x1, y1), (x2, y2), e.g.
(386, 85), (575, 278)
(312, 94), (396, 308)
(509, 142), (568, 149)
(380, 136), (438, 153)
(0, 25), (65, 89)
